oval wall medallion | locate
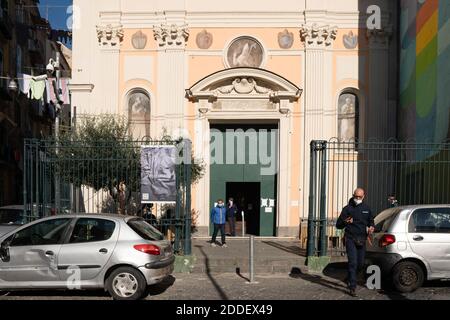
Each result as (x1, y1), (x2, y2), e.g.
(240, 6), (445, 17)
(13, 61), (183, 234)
(225, 36), (265, 68)
(278, 29), (294, 49)
(132, 30), (148, 49)
(196, 30), (213, 49)
(343, 31), (358, 49)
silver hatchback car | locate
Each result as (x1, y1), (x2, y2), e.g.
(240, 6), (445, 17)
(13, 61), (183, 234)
(366, 205), (450, 292)
(0, 214), (174, 300)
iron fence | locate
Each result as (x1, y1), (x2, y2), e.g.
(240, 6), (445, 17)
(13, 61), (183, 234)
(307, 139), (450, 257)
(23, 138), (193, 254)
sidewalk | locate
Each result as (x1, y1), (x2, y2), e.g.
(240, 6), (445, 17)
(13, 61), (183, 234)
(189, 237), (347, 275)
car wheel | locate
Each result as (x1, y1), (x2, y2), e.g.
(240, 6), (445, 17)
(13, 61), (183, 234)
(106, 267), (147, 300)
(392, 261), (424, 293)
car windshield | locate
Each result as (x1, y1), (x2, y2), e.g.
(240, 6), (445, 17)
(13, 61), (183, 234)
(127, 218), (164, 241)
(0, 209), (24, 225)
(374, 208), (401, 232)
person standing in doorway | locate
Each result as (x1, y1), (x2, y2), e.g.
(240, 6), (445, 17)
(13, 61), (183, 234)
(387, 193), (398, 208)
(226, 197), (238, 236)
(210, 199), (227, 247)
(336, 188), (374, 297)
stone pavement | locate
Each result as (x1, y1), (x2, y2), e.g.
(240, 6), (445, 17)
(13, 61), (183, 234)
(1, 238), (449, 300)
(2, 272), (450, 300)
(188, 237), (346, 274)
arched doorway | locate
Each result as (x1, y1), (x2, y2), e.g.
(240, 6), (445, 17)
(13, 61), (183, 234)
(187, 68), (302, 237)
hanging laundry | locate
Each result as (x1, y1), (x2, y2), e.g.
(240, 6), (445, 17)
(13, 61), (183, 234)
(60, 79), (70, 104)
(30, 76), (47, 100)
(18, 73), (32, 96)
(46, 78), (58, 103)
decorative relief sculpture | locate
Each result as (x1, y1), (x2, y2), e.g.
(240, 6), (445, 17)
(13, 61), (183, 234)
(226, 37), (264, 68)
(132, 30), (148, 49)
(343, 31), (358, 49)
(96, 24), (124, 47)
(215, 78), (272, 95)
(299, 23), (338, 47)
(153, 24), (189, 48)
(196, 30), (213, 49)
(338, 93), (357, 142)
(278, 29), (294, 49)
(366, 26), (392, 46)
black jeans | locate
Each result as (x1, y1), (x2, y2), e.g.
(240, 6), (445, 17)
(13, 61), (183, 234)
(345, 236), (366, 289)
(227, 214), (236, 236)
(212, 223), (226, 244)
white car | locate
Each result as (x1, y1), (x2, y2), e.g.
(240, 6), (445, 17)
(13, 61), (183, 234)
(0, 214), (174, 300)
(366, 205), (450, 292)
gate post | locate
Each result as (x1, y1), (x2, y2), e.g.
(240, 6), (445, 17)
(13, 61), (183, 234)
(306, 140), (329, 271)
(306, 141), (318, 258)
(183, 139), (192, 255)
(318, 142), (328, 257)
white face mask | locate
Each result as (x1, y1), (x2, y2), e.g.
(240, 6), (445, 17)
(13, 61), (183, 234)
(354, 198), (363, 205)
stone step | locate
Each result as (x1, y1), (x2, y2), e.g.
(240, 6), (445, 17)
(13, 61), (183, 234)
(194, 258), (302, 267)
(190, 264), (297, 274)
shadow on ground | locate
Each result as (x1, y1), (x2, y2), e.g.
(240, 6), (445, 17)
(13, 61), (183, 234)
(195, 244), (229, 300)
(147, 275), (176, 296)
(289, 267), (349, 295)
(1, 275), (176, 299)
(2, 289), (110, 298)
(262, 241), (306, 257)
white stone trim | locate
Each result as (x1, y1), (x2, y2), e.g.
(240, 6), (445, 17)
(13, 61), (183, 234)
(112, 11), (390, 29)
(186, 68), (302, 233)
(68, 83), (95, 93)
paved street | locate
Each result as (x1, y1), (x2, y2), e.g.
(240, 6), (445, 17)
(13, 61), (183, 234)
(1, 272), (449, 300)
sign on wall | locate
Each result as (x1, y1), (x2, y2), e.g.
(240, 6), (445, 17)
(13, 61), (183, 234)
(141, 146), (177, 203)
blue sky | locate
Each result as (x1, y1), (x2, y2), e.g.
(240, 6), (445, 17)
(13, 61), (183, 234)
(39, 0), (73, 31)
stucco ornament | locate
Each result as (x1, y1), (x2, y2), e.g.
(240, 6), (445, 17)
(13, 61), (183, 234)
(299, 23), (338, 47)
(366, 26), (392, 46)
(153, 24), (189, 48)
(132, 30), (148, 49)
(343, 31), (358, 49)
(226, 36), (264, 68)
(196, 30), (213, 49)
(215, 78), (272, 95)
(96, 24), (124, 47)
(278, 29), (294, 49)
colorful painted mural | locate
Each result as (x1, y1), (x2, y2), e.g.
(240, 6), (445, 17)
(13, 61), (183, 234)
(400, 0), (450, 145)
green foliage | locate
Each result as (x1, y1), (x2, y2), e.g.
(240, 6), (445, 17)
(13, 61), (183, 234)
(56, 115), (205, 195)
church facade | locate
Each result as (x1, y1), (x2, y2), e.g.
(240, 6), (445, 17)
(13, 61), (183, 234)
(70, 0), (398, 237)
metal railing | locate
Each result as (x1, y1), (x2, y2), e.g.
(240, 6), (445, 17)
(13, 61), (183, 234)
(23, 138), (193, 254)
(307, 139), (450, 257)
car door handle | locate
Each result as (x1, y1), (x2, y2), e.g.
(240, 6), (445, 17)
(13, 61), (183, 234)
(45, 250), (54, 256)
(99, 248), (108, 254)
(413, 235), (424, 241)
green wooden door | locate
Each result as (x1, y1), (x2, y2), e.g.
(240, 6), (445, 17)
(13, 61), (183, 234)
(209, 124), (278, 236)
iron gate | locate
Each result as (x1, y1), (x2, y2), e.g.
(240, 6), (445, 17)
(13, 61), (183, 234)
(307, 139), (450, 257)
(23, 138), (192, 254)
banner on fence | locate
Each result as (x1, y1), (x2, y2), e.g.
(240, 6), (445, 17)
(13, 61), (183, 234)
(141, 145), (177, 203)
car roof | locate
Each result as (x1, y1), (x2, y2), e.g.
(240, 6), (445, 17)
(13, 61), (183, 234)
(0, 205), (24, 211)
(395, 204), (450, 210)
(42, 213), (141, 222)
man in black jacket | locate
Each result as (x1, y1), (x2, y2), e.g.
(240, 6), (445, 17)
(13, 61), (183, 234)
(336, 188), (375, 297)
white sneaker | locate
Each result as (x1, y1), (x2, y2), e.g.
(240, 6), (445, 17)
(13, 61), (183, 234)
(221, 243), (228, 248)
(211, 242), (217, 247)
